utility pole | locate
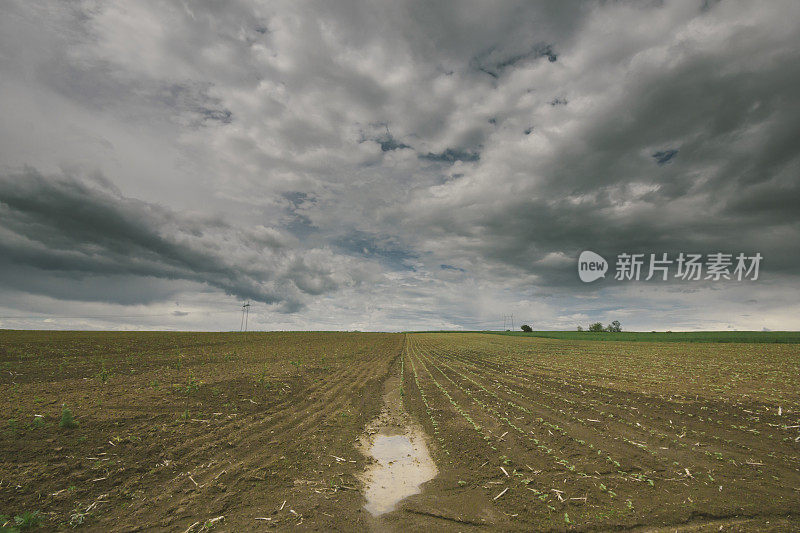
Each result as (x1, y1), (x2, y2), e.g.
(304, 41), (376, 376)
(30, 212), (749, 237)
(241, 302), (250, 332)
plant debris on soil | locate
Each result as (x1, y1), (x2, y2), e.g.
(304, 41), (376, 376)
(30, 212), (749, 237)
(0, 331), (401, 531)
(1, 330), (799, 531)
(398, 333), (800, 531)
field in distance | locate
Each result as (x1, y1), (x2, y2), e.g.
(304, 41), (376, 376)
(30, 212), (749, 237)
(486, 330), (800, 343)
(1, 330), (799, 531)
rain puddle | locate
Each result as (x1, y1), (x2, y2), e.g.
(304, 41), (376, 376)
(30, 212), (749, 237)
(359, 369), (437, 517)
(361, 430), (437, 516)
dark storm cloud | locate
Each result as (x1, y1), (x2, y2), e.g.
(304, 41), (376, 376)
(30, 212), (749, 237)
(652, 150), (678, 165)
(1, 0), (798, 330)
(405, 0), (800, 295)
(411, 180), (800, 291)
(471, 42), (558, 78)
(0, 169), (350, 311)
(420, 149), (480, 164)
(332, 231), (417, 271)
(0, 267), (186, 306)
(723, 181), (800, 224)
(376, 136), (411, 152)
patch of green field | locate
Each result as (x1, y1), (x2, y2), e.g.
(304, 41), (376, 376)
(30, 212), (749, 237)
(485, 330), (800, 343)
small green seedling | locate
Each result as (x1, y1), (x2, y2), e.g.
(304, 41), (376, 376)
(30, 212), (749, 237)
(97, 364), (109, 383)
(30, 416), (47, 430)
(60, 405), (79, 429)
(185, 375), (199, 394)
(10, 510), (42, 530)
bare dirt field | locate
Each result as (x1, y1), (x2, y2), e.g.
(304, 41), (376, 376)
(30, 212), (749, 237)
(397, 333), (800, 531)
(1, 331), (799, 531)
(1, 331), (400, 531)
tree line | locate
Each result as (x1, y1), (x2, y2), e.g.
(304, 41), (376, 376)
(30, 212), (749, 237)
(577, 320), (621, 333)
(517, 321), (622, 333)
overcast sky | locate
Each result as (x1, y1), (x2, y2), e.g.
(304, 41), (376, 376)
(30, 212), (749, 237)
(1, 1), (799, 332)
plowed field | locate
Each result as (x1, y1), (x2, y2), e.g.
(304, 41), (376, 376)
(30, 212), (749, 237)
(2, 331), (799, 531)
(398, 333), (800, 531)
(1, 331), (401, 531)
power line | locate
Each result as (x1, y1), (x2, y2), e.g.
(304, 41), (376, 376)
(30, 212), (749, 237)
(240, 302), (251, 332)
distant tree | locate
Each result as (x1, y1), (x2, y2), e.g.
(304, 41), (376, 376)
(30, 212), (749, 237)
(521, 324), (533, 332)
(577, 326), (583, 332)
(588, 322), (604, 332)
(607, 320), (622, 333)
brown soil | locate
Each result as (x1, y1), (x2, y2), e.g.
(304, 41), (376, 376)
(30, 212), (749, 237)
(0, 331), (402, 531)
(2, 330), (799, 532)
(398, 333), (800, 532)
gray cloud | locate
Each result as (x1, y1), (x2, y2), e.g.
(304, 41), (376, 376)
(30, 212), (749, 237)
(420, 148), (481, 164)
(652, 149), (678, 165)
(471, 42), (558, 79)
(0, 169), (355, 312)
(0, 0), (798, 331)
(402, 0), (800, 291)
